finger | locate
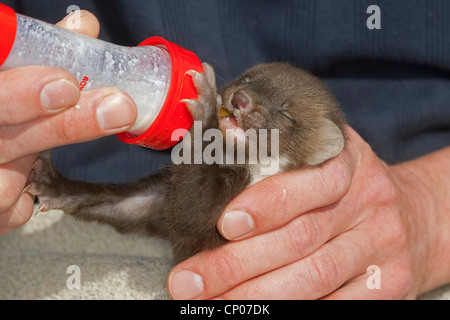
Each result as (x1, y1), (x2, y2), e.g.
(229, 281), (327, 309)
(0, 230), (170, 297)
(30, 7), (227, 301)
(0, 154), (38, 235)
(0, 154), (38, 213)
(56, 10), (100, 38)
(0, 191), (35, 235)
(168, 196), (364, 300)
(322, 273), (383, 300)
(217, 126), (361, 241)
(0, 66), (80, 125)
(323, 260), (416, 300)
(0, 9), (101, 126)
(216, 229), (376, 300)
(0, 88), (136, 164)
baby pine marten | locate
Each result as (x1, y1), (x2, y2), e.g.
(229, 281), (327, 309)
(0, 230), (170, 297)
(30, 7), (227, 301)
(26, 62), (346, 263)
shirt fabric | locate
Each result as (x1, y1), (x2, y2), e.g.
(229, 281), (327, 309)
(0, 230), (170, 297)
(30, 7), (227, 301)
(4, 0), (450, 182)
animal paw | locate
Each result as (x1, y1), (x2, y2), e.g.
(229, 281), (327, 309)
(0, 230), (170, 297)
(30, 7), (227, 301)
(24, 150), (64, 213)
(183, 63), (222, 124)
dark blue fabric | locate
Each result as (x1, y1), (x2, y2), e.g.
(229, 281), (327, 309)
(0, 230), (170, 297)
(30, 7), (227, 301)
(4, 0), (450, 182)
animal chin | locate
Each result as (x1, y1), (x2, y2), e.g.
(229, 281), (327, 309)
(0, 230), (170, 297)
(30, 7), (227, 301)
(219, 107), (241, 129)
(228, 115), (240, 127)
(218, 108), (248, 146)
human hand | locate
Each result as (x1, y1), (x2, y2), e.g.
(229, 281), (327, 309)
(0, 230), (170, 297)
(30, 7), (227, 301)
(0, 10), (137, 235)
(167, 126), (450, 299)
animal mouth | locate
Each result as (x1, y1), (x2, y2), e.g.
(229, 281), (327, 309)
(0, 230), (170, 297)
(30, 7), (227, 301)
(219, 107), (240, 128)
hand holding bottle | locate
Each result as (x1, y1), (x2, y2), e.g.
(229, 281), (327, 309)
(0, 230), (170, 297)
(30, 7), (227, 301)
(0, 10), (137, 234)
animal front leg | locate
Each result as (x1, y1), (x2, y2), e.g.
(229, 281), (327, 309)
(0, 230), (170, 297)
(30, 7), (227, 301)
(25, 151), (169, 237)
(183, 63), (222, 128)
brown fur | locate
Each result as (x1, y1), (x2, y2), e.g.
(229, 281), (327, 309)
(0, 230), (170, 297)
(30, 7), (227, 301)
(26, 62), (345, 263)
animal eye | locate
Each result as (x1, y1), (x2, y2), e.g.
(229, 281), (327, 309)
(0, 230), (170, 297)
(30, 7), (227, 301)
(279, 104), (295, 122)
(241, 76), (250, 84)
(279, 110), (295, 122)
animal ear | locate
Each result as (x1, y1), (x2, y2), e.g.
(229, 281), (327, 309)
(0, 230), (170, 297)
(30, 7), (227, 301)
(305, 118), (345, 166)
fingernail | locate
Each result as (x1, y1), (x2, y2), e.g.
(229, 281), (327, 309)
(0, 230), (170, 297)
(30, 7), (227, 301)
(221, 210), (254, 240)
(40, 79), (80, 111)
(169, 270), (204, 300)
(96, 94), (136, 131)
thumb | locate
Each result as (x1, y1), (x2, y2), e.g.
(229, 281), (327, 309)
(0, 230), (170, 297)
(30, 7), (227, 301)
(56, 10), (100, 38)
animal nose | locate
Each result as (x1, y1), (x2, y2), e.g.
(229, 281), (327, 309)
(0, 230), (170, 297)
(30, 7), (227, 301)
(231, 91), (250, 109)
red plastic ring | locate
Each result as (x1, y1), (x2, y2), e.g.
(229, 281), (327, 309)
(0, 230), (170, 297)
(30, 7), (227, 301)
(0, 4), (17, 67)
(117, 37), (203, 150)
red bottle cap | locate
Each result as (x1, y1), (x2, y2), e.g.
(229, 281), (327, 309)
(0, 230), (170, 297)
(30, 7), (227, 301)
(0, 4), (199, 150)
(116, 37), (203, 150)
(0, 4), (17, 67)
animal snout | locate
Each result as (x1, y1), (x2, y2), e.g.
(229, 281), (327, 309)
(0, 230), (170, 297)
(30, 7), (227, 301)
(231, 90), (252, 110)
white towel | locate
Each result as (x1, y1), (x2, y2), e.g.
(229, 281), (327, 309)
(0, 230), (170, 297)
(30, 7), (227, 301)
(0, 207), (173, 299)
(1, 206), (449, 300)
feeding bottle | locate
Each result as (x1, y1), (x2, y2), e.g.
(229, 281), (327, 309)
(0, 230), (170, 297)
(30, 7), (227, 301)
(0, 3), (203, 149)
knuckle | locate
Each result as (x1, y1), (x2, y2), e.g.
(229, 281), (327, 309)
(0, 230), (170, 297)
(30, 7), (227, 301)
(57, 112), (78, 142)
(209, 249), (244, 289)
(0, 68), (36, 109)
(40, 112), (77, 146)
(358, 158), (398, 207)
(368, 170), (398, 206)
(285, 216), (320, 256)
(304, 251), (340, 292)
(378, 209), (408, 249)
(0, 107), (15, 126)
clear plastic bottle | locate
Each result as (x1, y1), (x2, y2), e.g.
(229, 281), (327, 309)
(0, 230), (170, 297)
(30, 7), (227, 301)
(0, 4), (202, 149)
